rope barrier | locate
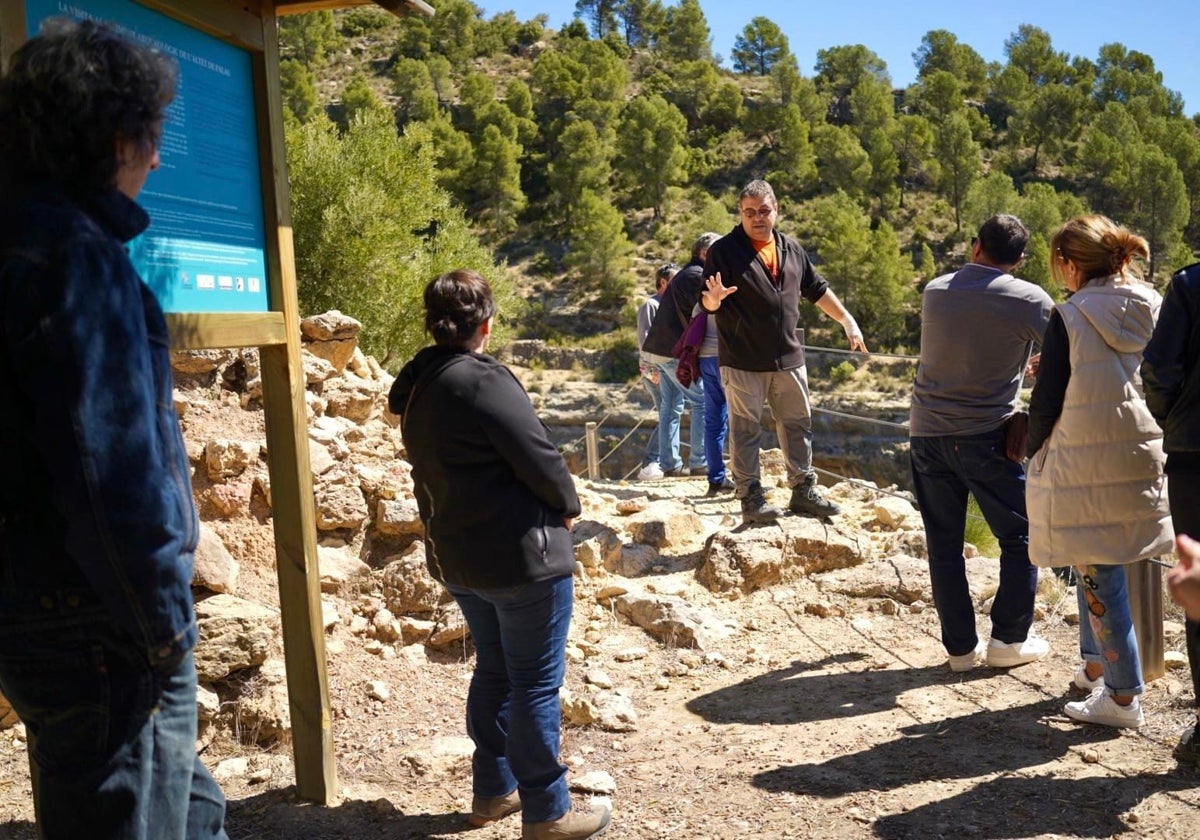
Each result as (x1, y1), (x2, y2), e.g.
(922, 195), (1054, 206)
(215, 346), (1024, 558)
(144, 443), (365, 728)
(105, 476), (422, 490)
(803, 344), (920, 363)
(814, 405), (910, 431)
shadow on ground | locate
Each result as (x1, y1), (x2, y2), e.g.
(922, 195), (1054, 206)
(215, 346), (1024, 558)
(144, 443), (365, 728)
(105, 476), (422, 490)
(226, 787), (470, 839)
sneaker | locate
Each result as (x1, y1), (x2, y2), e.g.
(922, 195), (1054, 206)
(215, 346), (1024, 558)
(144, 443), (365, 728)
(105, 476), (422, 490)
(1064, 687), (1144, 729)
(1174, 722), (1200, 766)
(788, 472), (841, 518)
(688, 465), (708, 476)
(706, 478), (735, 497)
(522, 799), (611, 839)
(985, 636), (1049, 668)
(1073, 663), (1104, 691)
(948, 640), (986, 672)
(663, 467), (687, 478)
(636, 463), (663, 481)
(468, 789), (521, 827)
(741, 482), (781, 525)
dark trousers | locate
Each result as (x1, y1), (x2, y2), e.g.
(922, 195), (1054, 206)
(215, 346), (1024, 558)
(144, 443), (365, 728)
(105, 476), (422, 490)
(910, 429), (1039, 656)
(0, 608), (226, 839)
(1168, 473), (1200, 706)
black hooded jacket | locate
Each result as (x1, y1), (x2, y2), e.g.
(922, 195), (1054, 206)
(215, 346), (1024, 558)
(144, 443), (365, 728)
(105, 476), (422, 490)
(641, 258), (705, 357)
(1142, 262), (1200, 472)
(702, 224), (829, 371)
(389, 345), (581, 588)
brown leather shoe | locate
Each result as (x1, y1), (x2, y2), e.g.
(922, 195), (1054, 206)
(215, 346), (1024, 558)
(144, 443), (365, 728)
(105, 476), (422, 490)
(467, 789), (521, 827)
(521, 800), (611, 839)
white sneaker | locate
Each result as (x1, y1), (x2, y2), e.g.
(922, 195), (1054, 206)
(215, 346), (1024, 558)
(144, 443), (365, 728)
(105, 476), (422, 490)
(985, 636), (1049, 668)
(948, 640), (986, 672)
(636, 463), (664, 480)
(1073, 663), (1104, 691)
(1064, 688), (1143, 729)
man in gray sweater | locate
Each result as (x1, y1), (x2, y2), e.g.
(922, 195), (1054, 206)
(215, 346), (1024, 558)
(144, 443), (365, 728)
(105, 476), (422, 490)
(909, 214), (1053, 672)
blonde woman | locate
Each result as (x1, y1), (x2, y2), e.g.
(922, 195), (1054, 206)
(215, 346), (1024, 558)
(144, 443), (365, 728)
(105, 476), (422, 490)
(1025, 215), (1174, 729)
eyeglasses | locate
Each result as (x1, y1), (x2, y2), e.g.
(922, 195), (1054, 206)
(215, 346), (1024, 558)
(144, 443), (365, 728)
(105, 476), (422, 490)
(740, 206), (775, 220)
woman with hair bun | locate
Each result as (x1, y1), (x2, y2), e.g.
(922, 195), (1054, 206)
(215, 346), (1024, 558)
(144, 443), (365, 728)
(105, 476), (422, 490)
(388, 270), (610, 839)
(1026, 215), (1174, 729)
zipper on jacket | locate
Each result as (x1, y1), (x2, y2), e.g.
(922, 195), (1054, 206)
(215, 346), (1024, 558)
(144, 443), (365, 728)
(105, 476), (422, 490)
(537, 507), (548, 561)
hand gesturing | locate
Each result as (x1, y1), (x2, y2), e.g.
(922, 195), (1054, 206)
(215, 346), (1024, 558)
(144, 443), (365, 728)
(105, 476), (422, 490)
(701, 271), (737, 311)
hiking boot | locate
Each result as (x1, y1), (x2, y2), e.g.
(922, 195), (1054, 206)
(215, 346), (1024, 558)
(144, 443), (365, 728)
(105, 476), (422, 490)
(741, 482), (781, 525)
(636, 463), (664, 480)
(522, 800), (611, 839)
(985, 636), (1049, 668)
(468, 789), (521, 827)
(1174, 721), (1200, 766)
(1064, 687), (1143, 729)
(706, 478), (735, 497)
(788, 472), (841, 518)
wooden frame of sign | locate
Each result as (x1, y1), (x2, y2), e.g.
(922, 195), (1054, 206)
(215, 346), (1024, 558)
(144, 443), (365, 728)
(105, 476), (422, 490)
(0, 0), (431, 806)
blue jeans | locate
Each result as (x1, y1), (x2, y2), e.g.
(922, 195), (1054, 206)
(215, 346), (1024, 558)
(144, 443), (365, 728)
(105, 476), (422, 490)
(699, 357), (728, 484)
(910, 430), (1038, 656)
(655, 359), (706, 472)
(1076, 564), (1144, 696)
(640, 366), (662, 467)
(446, 575), (574, 824)
(0, 608), (226, 839)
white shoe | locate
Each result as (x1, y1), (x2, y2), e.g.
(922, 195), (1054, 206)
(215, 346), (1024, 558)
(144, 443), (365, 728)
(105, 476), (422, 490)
(948, 640), (986, 672)
(985, 636), (1049, 668)
(636, 463), (664, 480)
(1064, 688), (1143, 729)
(1074, 663), (1104, 691)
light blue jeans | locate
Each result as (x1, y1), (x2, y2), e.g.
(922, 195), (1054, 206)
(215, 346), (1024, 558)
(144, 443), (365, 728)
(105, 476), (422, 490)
(655, 359), (706, 472)
(1076, 564), (1144, 696)
(446, 575), (574, 824)
(639, 365), (662, 467)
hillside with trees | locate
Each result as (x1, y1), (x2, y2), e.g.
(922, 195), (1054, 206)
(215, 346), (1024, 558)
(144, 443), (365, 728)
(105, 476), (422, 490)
(277, 1), (1200, 370)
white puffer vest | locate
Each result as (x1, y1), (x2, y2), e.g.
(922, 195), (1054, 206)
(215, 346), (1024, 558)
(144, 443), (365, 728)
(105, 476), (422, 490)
(1027, 277), (1173, 567)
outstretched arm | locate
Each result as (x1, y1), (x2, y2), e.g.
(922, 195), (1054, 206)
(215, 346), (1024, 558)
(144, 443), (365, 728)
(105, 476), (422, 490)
(815, 289), (867, 353)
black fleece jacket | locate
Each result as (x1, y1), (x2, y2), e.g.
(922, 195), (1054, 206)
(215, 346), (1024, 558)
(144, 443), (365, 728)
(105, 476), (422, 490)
(389, 345), (581, 589)
(641, 258), (705, 357)
(1143, 262), (1200, 473)
(701, 224), (829, 371)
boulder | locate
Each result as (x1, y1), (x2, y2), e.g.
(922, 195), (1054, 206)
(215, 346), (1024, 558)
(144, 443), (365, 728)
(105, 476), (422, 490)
(317, 544), (372, 594)
(193, 524), (240, 594)
(613, 593), (737, 650)
(193, 594), (278, 682)
(605, 543), (659, 578)
(313, 473), (369, 531)
(301, 350), (337, 385)
(322, 377), (381, 423)
(873, 496), (920, 530)
(300, 310), (361, 342)
(572, 520), (622, 570)
(233, 658), (290, 744)
(427, 604), (468, 650)
(376, 498), (423, 538)
(621, 502), (705, 549)
(381, 543), (446, 616)
(697, 519), (870, 595)
(204, 439), (258, 481)
(815, 555), (931, 605)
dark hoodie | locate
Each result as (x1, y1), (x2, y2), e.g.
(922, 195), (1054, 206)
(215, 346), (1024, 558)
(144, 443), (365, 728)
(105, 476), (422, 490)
(389, 345), (580, 589)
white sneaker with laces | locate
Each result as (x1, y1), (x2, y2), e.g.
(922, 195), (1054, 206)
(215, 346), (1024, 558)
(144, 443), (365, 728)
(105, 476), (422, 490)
(1073, 663), (1104, 691)
(985, 636), (1049, 668)
(1064, 688), (1143, 729)
(636, 463), (664, 480)
(948, 640), (986, 672)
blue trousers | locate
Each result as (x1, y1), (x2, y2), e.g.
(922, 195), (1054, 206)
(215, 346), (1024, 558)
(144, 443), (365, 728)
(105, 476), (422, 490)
(1075, 564), (1144, 696)
(699, 357), (728, 484)
(0, 609), (226, 839)
(910, 430), (1039, 656)
(640, 366), (662, 467)
(446, 575), (574, 824)
(655, 359), (706, 472)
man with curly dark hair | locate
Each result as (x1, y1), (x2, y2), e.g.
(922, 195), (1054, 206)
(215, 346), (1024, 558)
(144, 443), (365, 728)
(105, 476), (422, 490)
(0, 18), (227, 838)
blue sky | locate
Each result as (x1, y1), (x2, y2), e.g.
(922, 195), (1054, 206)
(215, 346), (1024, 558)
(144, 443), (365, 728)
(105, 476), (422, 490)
(475, 0), (1200, 115)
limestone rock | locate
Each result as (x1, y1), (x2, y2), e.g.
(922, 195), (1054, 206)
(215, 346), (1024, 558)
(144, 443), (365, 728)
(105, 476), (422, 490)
(233, 659), (290, 744)
(196, 683), (221, 722)
(697, 529), (788, 594)
(366, 680), (391, 702)
(427, 604), (468, 650)
(322, 377), (381, 424)
(815, 555), (930, 605)
(301, 310), (361, 342)
(194, 594), (278, 682)
(313, 473), (369, 531)
(193, 524), (240, 595)
(571, 770), (617, 795)
(573, 521), (622, 570)
(376, 498), (423, 538)
(301, 349), (337, 385)
(622, 503), (704, 549)
(381, 543), (447, 616)
(606, 543), (659, 578)
(317, 544), (373, 594)
(171, 349), (233, 376)
(613, 593), (737, 650)
(204, 439), (258, 481)
(873, 496), (919, 530)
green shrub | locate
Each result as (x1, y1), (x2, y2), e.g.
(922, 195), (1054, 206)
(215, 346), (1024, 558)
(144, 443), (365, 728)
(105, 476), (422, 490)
(829, 360), (857, 386)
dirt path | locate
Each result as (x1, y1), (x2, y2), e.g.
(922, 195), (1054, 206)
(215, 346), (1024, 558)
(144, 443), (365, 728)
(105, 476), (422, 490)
(2, 569), (1196, 839)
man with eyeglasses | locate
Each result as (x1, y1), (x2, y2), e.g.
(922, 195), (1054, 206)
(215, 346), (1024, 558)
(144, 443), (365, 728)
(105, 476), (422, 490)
(641, 233), (722, 479)
(700, 180), (866, 524)
(908, 214), (1054, 673)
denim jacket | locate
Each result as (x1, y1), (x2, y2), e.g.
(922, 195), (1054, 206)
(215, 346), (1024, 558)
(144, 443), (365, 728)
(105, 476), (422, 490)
(0, 183), (199, 667)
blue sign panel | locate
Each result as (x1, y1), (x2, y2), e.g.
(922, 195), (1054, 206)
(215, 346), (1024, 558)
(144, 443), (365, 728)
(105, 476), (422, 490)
(25, 0), (270, 313)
